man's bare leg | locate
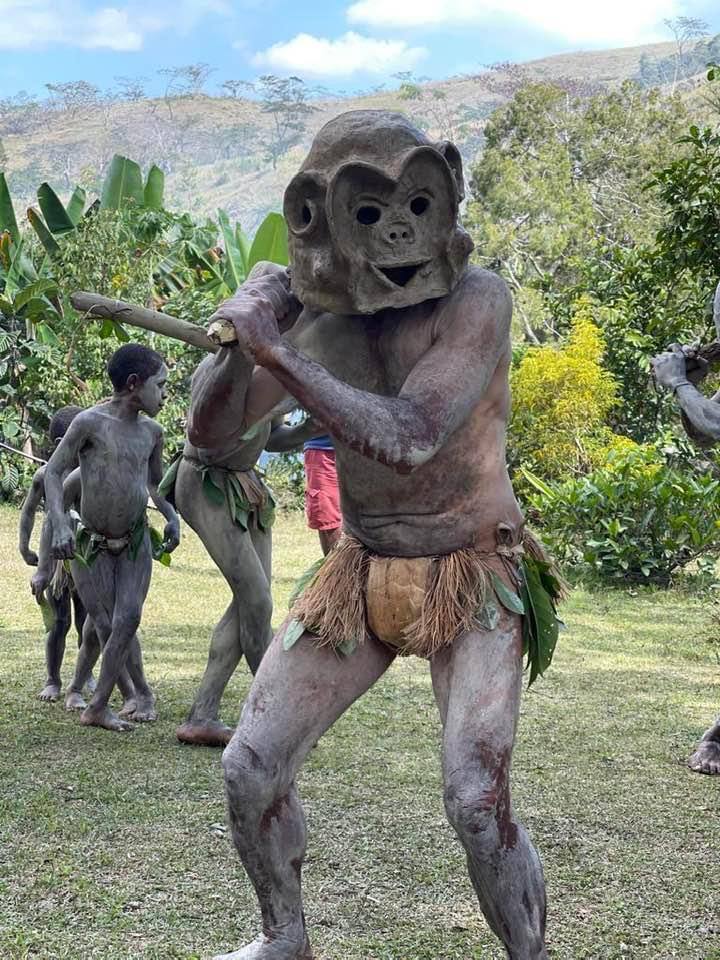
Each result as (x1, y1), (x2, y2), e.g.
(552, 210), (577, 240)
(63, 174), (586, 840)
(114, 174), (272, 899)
(431, 611), (548, 960)
(215, 624), (395, 960)
(38, 587), (72, 702)
(317, 527), (341, 556)
(176, 469), (273, 747)
(689, 715), (720, 774)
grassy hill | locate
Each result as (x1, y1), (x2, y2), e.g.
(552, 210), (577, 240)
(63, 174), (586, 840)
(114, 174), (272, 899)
(0, 39), (702, 231)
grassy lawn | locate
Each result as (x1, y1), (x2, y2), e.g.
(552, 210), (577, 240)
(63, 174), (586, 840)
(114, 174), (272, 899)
(1, 502), (719, 960)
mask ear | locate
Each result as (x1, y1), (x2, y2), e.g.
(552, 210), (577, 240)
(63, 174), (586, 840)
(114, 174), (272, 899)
(435, 140), (465, 202)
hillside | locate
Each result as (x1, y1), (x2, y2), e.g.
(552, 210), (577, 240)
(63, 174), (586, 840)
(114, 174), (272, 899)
(0, 39), (701, 230)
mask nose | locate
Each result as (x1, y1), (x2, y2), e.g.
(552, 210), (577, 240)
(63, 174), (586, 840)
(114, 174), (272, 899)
(384, 220), (415, 247)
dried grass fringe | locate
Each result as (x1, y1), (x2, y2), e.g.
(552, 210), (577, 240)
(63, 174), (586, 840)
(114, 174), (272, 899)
(291, 529), (566, 659)
(50, 559), (72, 599)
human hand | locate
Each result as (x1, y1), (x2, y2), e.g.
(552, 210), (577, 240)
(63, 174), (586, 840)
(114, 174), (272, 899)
(51, 520), (75, 560)
(163, 520), (180, 553)
(21, 547), (39, 566)
(684, 354), (710, 386)
(209, 265), (297, 361)
(651, 345), (691, 392)
(31, 570), (49, 599)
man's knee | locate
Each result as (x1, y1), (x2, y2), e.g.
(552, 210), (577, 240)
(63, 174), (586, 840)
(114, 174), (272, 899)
(222, 736), (281, 810)
(443, 747), (516, 850)
(112, 609), (142, 639)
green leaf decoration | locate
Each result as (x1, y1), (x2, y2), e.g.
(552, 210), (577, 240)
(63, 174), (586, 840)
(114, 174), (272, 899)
(0, 173), (19, 242)
(158, 456), (180, 499)
(337, 636), (359, 656)
(520, 557), (560, 687)
(112, 320), (130, 342)
(288, 555), (326, 609)
(476, 597), (500, 631)
(283, 618), (306, 651)
(38, 594), (56, 632)
(248, 212), (289, 269)
(201, 470), (226, 506)
(37, 183), (75, 235)
(101, 155), (144, 210)
(143, 165), (165, 210)
(128, 515), (147, 560)
(66, 186), (86, 225)
(26, 207), (60, 258)
(490, 571), (525, 615)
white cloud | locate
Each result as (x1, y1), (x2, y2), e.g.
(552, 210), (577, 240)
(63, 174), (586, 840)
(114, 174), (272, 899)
(252, 31), (428, 77)
(346, 0), (685, 46)
(0, 0), (232, 51)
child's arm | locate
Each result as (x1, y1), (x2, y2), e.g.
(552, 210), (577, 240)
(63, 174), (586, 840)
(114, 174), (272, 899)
(18, 466), (46, 566)
(30, 515), (55, 600)
(44, 416), (87, 558)
(147, 431), (180, 553)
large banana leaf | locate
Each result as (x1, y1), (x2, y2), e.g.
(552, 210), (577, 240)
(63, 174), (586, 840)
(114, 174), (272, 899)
(101, 155), (144, 210)
(0, 173), (19, 243)
(66, 186), (87, 225)
(218, 208), (248, 291)
(27, 207), (60, 258)
(247, 212), (289, 269)
(144, 165), (165, 210)
(37, 183), (75, 235)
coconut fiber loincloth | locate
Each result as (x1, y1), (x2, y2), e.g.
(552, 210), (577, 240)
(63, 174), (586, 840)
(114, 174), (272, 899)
(287, 524), (567, 685)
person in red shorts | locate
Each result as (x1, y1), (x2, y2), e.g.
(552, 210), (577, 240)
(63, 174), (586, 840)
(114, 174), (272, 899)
(302, 434), (341, 554)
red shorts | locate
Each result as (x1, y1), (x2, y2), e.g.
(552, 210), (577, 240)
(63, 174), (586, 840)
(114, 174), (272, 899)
(304, 449), (341, 531)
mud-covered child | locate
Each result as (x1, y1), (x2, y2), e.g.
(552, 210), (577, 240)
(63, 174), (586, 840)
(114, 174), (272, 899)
(44, 344), (180, 732)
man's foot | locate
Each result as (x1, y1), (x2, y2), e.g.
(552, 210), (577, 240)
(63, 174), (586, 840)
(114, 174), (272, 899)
(120, 696), (158, 723)
(213, 934), (313, 960)
(176, 719), (234, 747)
(38, 681), (61, 702)
(80, 705), (135, 732)
(689, 738), (720, 775)
(65, 691), (87, 711)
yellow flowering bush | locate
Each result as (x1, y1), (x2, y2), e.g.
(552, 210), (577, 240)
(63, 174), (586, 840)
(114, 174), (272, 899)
(509, 299), (634, 488)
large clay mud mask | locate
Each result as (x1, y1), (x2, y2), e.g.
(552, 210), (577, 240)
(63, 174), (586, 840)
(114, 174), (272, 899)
(283, 111), (473, 315)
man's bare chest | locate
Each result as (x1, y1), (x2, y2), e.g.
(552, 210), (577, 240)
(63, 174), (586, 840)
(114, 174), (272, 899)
(296, 308), (438, 397)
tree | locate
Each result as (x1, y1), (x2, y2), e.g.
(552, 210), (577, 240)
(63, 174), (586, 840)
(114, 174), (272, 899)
(45, 81), (100, 118)
(254, 75), (316, 169)
(466, 82), (688, 342)
(664, 16), (709, 92)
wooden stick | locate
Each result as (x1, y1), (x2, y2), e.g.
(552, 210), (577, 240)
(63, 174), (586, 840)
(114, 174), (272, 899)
(0, 440), (46, 464)
(70, 291), (224, 353)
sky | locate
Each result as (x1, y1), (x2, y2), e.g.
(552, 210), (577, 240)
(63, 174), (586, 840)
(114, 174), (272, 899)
(1, 0), (719, 99)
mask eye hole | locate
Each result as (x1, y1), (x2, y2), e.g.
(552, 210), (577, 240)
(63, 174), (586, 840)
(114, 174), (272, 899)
(410, 196), (429, 216)
(357, 205), (381, 225)
(302, 204), (312, 225)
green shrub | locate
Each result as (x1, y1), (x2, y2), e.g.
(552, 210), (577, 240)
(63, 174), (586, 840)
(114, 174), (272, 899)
(526, 444), (720, 586)
(264, 453), (305, 512)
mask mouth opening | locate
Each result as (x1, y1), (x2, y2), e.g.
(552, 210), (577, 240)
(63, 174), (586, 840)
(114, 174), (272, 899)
(376, 262), (426, 287)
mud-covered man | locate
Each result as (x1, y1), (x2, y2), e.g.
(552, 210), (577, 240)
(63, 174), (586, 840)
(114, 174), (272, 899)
(44, 344), (180, 733)
(192, 111), (563, 960)
(652, 342), (720, 775)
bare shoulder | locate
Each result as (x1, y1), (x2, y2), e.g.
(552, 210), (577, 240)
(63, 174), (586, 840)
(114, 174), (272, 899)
(439, 266), (512, 337)
(142, 417), (164, 441)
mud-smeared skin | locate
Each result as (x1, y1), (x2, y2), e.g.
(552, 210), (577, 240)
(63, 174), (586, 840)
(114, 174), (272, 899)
(196, 112), (548, 959)
(20, 463), (92, 700)
(174, 347), (273, 749)
(652, 345), (720, 776)
(43, 365), (179, 733)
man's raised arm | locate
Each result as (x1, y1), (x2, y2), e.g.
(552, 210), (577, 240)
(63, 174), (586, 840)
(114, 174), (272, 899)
(652, 346), (720, 446)
(217, 268), (511, 474)
(188, 263), (299, 448)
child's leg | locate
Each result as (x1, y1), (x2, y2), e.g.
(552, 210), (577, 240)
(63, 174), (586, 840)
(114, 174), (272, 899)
(39, 587), (72, 702)
(71, 591), (96, 693)
(118, 635), (157, 722)
(81, 537), (152, 733)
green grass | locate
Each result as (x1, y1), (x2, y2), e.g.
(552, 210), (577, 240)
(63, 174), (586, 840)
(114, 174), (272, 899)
(1, 502), (719, 959)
